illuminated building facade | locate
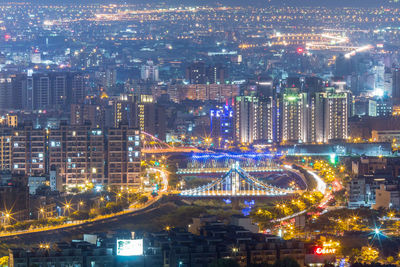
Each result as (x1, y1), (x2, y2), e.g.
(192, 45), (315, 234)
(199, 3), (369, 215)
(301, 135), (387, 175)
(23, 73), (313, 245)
(258, 96), (275, 143)
(138, 94), (154, 132)
(71, 103), (105, 128)
(141, 60), (159, 82)
(113, 100), (136, 128)
(308, 92), (325, 143)
(235, 96), (275, 144)
(186, 62), (206, 84)
(376, 98), (392, 117)
(107, 124), (141, 186)
(281, 90), (307, 143)
(12, 123), (46, 176)
(0, 128), (12, 171)
(137, 94), (166, 140)
(48, 122), (105, 185)
(206, 64), (226, 84)
(324, 90), (351, 142)
(210, 105), (234, 147)
(23, 72), (86, 110)
(235, 96), (259, 144)
(5, 120), (141, 187)
(7, 115), (18, 128)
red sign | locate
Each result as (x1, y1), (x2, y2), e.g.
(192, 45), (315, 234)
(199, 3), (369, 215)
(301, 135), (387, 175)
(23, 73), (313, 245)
(314, 246), (336, 255)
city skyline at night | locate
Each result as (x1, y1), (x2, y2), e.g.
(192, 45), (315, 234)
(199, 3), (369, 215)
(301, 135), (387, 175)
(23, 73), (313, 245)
(0, 0), (400, 266)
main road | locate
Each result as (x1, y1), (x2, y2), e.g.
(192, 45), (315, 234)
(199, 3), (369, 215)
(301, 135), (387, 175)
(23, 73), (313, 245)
(0, 195), (170, 244)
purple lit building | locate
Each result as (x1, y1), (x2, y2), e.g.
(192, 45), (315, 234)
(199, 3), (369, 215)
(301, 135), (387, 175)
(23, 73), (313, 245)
(210, 105), (234, 148)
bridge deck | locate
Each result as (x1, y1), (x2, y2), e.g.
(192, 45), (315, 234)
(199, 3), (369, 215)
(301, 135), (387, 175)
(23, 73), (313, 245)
(177, 167), (283, 174)
(180, 190), (302, 197)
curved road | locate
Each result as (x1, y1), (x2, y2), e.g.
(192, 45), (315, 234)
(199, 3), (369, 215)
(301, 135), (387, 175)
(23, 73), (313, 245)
(272, 165), (328, 222)
(0, 196), (165, 243)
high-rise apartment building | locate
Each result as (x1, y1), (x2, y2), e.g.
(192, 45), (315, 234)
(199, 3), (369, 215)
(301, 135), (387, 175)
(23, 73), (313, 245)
(12, 123), (46, 176)
(232, 81), (351, 145)
(98, 68), (117, 89)
(0, 75), (12, 110)
(137, 94), (166, 140)
(324, 90), (351, 142)
(141, 60), (159, 82)
(186, 62), (206, 84)
(258, 97), (275, 143)
(71, 103), (105, 128)
(308, 92), (325, 143)
(113, 100), (137, 128)
(186, 62), (228, 85)
(210, 104), (234, 147)
(0, 73), (25, 110)
(107, 124), (141, 186)
(71, 73), (86, 104)
(234, 96), (276, 144)
(0, 128), (12, 171)
(392, 67), (400, 107)
(206, 64), (226, 84)
(281, 90), (307, 143)
(235, 96), (259, 144)
(48, 123), (105, 185)
(23, 72), (86, 110)
(4, 120), (141, 187)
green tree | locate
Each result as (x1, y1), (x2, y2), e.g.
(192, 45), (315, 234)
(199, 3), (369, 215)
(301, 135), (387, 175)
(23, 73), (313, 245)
(105, 202), (124, 213)
(387, 256), (394, 264)
(0, 256), (8, 267)
(357, 246), (379, 264)
(138, 195), (148, 204)
(69, 210), (90, 220)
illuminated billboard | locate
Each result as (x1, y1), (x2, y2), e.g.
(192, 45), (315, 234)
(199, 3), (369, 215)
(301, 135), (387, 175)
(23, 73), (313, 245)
(116, 239), (143, 256)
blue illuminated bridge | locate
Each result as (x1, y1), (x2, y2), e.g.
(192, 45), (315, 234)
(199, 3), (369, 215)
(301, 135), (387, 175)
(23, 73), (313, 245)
(178, 152), (304, 197)
(179, 162), (298, 197)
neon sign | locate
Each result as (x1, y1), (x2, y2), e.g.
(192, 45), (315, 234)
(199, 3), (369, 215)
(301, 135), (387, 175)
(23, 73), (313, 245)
(314, 246), (336, 255)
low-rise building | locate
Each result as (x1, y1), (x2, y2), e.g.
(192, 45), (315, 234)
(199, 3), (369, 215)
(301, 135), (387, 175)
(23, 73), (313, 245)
(374, 183), (400, 209)
(9, 241), (113, 267)
(27, 176), (47, 195)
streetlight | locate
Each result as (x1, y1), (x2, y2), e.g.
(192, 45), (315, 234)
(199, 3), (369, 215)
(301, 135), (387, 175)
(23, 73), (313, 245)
(99, 196), (105, 207)
(4, 213), (10, 225)
(64, 204), (71, 216)
(38, 208), (45, 220)
(232, 247), (239, 258)
(78, 201), (84, 211)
